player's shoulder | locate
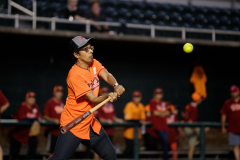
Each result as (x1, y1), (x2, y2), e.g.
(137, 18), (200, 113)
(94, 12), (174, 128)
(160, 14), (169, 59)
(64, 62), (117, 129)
(138, 102), (144, 107)
(19, 102), (27, 108)
(68, 64), (85, 79)
(125, 101), (134, 107)
(224, 98), (233, 105)
(33, 103), (40, 109)
(45, 98), (54, 105)
(91, 59), (102, 66)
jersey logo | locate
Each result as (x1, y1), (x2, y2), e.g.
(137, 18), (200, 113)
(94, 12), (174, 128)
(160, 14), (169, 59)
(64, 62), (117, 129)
(87, 76), (100, 92)
(93, 67), (97, 75)
(166, 115), (175, 124)
(230, 104), (240, 111)
(54, 106), (64, 114)
(32, 108), (38, 113)
(102, 104), (114, 113)
(156, 103), (167, 111)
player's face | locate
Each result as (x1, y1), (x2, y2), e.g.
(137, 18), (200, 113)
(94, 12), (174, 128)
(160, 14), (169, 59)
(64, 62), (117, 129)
(132, 96), (142, 104)
(26, 97), (36, 106)
(78, 44), (94, 64)
(154, 93), (163, 100)
(69, 0), (77, 7)
(231, 91), (239, 98)
(54, 91), (63, 100)
(92, 3), (100, 14)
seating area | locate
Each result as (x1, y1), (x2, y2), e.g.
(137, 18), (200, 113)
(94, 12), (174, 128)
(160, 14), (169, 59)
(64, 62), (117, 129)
(0, 0), (240, 41)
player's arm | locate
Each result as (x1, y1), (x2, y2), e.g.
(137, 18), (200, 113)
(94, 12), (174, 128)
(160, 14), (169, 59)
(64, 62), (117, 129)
(84, 91), (117, 104)
(1, 102), (9, 113)
(43, 115), (59, 124)
(153, 110), (170, 117)
(113, 116), (123, 123)
(100, 70), (125, 96)
(221, 114), (227, 134)
(99, 117), (113, 124)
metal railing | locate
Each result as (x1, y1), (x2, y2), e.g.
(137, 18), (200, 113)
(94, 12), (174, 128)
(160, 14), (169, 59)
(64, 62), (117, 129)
(1, 1), (240, 42)
(1, 119), (226, 160)
(1, 13), (240, 42)
(8, 0), (37, 29)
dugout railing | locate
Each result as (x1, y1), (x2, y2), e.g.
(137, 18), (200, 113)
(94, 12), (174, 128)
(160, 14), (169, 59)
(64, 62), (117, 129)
(1, 119), (226, 160)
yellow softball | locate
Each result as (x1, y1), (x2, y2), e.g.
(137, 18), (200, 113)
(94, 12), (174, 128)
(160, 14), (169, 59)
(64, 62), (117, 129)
(183, 43), (194, 53)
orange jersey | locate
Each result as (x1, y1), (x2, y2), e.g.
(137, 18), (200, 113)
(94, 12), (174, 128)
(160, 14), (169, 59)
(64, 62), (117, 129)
(123, 102), (146, 140)
(60, 59), (106, 140)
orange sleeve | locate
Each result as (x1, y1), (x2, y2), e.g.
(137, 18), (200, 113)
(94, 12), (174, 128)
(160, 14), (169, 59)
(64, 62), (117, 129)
(140, 104), (146, 120)
(94, 59), (107, 77)
(123, 103), (133, 120)
(145, 104), (150, 112)
(68, 75), (92, 99)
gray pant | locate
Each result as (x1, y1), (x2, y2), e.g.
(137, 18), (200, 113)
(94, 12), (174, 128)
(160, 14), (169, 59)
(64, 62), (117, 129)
(229, 132), (240, 146)
(47, 126), (116, 160)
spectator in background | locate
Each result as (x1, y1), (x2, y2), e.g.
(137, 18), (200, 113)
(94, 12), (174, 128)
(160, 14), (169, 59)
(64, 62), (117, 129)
(95, 87), (123, 138)
(190, 63), (207, 99)
(143, 104), (158, 151)
(166, 102), (182, 159)
(221, 85), (240, 160)
(0, 90), (10, 160)
(65, 0), (86, 31)
(87, 0), (110, 33)
(9, 91), (42, 160)
(150, 88), (170, 160)
(94, 87), (123, 159)
(123, 91), (146, 158)
(182, 92), (202, 160)
(65, 0), (86, 20)
(43, 86), (64, 158)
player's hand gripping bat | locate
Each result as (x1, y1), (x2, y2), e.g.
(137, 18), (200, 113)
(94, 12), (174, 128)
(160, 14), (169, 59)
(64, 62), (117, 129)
(61, 96), (112, 134)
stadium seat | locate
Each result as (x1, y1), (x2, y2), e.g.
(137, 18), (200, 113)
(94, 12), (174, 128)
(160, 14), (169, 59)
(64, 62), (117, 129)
(105, 7), (115, 17)
(195, 24), (203, 29)
(118, 18), (127, 24)
(118, 8), (129, 19)
(101, 0), (117, 9)
(116, 1), (131, 10)
(170, 22), (178, 27)
(195, 14), (206, 24)
(144, 20), (153, 25)
(156, 21), (165, 26)
(231, 27), (239, 31)
(131, 9), (141, 20)
(220, 16), (231, 26)
(145, 10), (156, 21)
(207, 15), (218, 25)
(182, 13), (194, 24)
(182, 23), (190, 28)
(231, 17), (240, 26)
(129, 1), (145, 10)
(206, 25), (215, 29)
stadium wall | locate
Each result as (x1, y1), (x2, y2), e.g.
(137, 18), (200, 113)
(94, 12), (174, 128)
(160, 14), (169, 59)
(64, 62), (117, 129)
(1, 32), (240, 122)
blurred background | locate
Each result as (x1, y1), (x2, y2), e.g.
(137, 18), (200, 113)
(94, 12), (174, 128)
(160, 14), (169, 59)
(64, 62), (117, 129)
(1, 0), (240, 159)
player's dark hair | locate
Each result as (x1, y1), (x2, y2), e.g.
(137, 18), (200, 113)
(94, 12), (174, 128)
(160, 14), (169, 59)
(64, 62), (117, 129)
(70, 50), (80, 62)
(91, 0), (100, 6)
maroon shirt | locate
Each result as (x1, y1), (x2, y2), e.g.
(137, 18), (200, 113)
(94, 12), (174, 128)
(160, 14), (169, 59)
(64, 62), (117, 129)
(167, 114), (179, 144)
(183, 102), (198, 122)
(44, 98), (64, 136)
(0, 90), (9, 132)
(150, 99), (168, 131)
(221, 98), (240, 134)
(10, 102), (42, 144)
(95, 102), (115, 136)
